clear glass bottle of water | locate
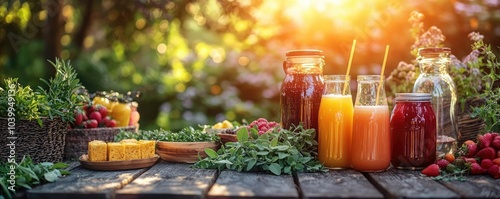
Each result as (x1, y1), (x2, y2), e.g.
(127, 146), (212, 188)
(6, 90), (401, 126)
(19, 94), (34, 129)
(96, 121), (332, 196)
(413, 47), (458, 158)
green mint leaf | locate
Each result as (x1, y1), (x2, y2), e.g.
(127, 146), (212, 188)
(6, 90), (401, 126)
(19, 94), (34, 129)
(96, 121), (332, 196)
(205, 148), (219, 158)
(268, 163), (282, 175)
(44, 171), (58, 182)
(246, 159), (257, 171)
(237, 127), (249, 142)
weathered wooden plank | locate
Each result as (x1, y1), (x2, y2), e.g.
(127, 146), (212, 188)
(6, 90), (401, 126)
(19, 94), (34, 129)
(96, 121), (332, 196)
(297, 170), (384, 199)
(366, 169), (460, 199)
(207, 171), (298, 199)
(439, 175), (500, 198)
(26, 166), (147, 199)
(116, 161), (217, 199)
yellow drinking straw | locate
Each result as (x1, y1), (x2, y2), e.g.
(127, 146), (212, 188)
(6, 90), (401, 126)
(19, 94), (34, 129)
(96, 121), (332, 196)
(376, 45), (390, 106)
(343, 40), (357, 95)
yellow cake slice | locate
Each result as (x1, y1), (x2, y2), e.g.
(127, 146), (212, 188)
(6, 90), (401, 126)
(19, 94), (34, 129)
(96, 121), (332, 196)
(107, 142), (125, 161)
(120, 139), (138, 144)
(138, 140), (156, 159)
(88, 140), (107, 161)
(124, 142), (141, 160)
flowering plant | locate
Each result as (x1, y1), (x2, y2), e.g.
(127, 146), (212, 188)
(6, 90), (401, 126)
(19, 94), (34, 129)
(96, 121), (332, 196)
(386, 11), (500, 132)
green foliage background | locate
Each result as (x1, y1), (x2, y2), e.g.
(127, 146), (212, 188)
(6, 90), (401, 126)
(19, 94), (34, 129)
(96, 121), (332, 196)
(1, 0), (499, 131)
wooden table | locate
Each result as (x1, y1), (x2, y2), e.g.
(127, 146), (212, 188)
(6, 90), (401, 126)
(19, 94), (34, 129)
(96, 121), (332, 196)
(16, 160), (500, 199)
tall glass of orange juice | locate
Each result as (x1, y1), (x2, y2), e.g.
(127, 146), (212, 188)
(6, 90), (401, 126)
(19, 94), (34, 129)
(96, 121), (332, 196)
(351, 75), (391, 172)
(318, 75), (353, 169)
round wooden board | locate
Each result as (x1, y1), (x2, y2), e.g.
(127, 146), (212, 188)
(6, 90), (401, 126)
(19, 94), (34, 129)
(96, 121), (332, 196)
(156, 141), (219, 163)
(79, 154), (159, 170)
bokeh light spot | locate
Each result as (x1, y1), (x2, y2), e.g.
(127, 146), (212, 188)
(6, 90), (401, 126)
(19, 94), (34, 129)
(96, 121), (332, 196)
(175, 83), (186, 93)
(39, 10), (47, 21)
(238, 56), (250, 66)
(83, 36), (94, 48)
(157, 43), (167, 54)
(136, 18), (147, 30)
(211, 85), (221, 95)
(60, 34), (71, 46)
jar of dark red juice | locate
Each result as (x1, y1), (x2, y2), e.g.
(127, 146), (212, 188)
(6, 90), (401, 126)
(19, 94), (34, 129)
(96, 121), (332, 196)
(280, 50), (325, 138)
(390, 93), (436, 170)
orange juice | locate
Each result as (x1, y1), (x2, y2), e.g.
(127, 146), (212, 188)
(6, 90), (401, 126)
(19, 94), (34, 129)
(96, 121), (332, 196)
(351, 105), (391, 172)
(318, 94), (353, 169)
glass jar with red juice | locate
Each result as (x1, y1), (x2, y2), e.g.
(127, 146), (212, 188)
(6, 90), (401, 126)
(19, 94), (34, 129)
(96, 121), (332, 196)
(390, 93), (436, 169)
(280, 50), (324, 137)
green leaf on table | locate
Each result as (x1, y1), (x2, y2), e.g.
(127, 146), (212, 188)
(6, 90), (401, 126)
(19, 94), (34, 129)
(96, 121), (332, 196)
(44, 171), (59, 182)
(205, 148), (219, 158)
(246, 158), (257, 171)
(269, 163), (282, 175)
(237, 128), (249, 142)
(40, 162), (54, 168)
(52, 162), (69, 169)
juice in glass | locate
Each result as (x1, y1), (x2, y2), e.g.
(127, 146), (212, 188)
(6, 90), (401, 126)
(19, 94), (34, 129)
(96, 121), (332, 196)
(280, 50), (324, 137)
(318, 75), (353, 169)
(351, 75), (391, 172)
(351, 105), (391, 171)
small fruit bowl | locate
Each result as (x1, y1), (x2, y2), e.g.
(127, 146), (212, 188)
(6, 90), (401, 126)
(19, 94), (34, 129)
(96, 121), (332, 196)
(216, 132), (238, 144)
(156, 141), (220, 163)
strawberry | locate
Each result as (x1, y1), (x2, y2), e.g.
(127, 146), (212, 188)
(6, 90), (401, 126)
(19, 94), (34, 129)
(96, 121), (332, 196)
(73, 110), (84, 126)
(465, 142), (478, 158)
(436, 159), (449, 169)
(476, 147), (496, 160)
(106, 119), (117, 128)
(84, 104), (95, 116)
(491, 132), (499, 139)
(492, 136), (500, 150)
(478, 133), (493, 149)
(89, 111), (102, 124)
(88, 119), (98, 128)
(493, 158), (500, 166)
(498, 150), (500, 158)
(101, 116), (111, 127)
(464, 157), (478, 164)
(470, 163), (487, 174)
(96, 105), (108, 118)
(83, 120), (91, 129)
(488, 165), (500, 179)
(421, 164), (440, 177)
(481, 159), (494, 170)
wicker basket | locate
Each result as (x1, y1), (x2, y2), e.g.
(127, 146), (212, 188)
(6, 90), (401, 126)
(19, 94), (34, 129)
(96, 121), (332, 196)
(0, 117), (67, 163)
(457, 97), (485, 146)
(64, 126), (137, 160)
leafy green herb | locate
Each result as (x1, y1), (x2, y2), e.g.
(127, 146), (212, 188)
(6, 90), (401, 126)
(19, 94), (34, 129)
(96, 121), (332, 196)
(0, 156), (70, 199)
(193, 125), (327, 175)
(0, 78), (45, 123)
(37, 58), (85, 122)
(471, 87), (500, 132)
(0, 59), (85, 125)
(114, 126), (219, 142)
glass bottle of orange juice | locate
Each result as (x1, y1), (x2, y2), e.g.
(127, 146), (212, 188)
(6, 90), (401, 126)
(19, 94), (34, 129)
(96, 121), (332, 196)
(318, 75), (353, 169)
(351, 75), (391, 172)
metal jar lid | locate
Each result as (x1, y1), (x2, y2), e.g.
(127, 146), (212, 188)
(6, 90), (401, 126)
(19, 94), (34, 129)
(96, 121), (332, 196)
(285, 50), (323, 57)
(395, 93), (432, 101)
